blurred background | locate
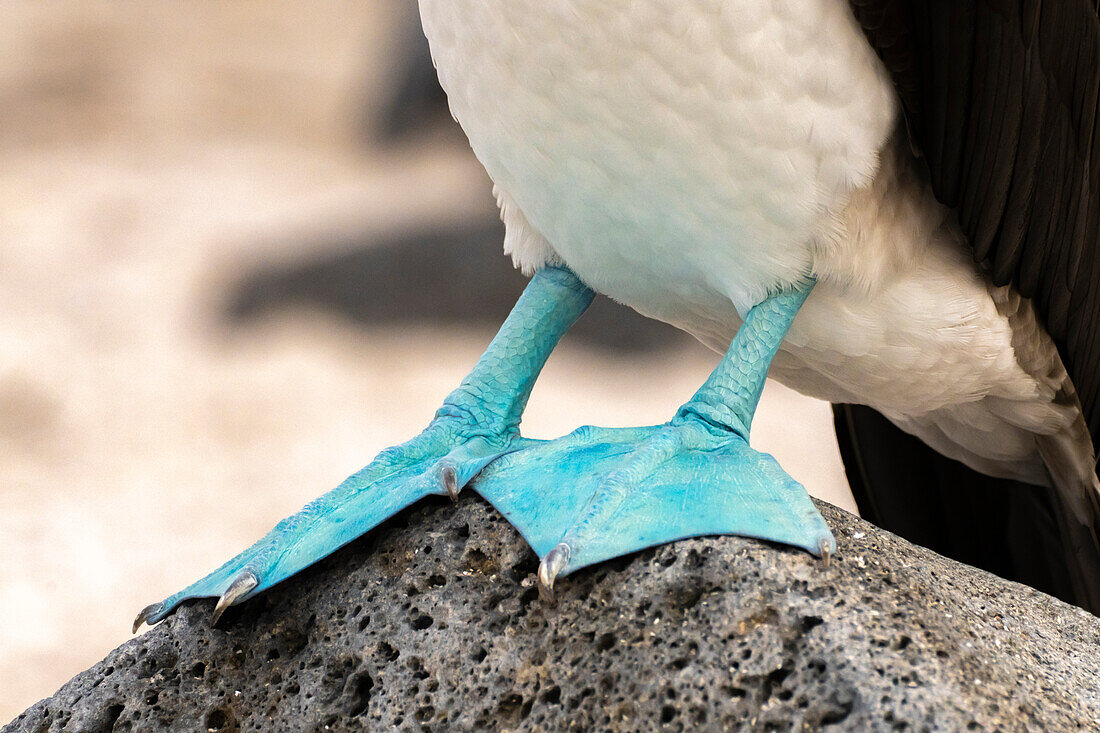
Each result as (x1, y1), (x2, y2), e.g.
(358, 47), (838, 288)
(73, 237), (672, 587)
(0, 1), (855, 720)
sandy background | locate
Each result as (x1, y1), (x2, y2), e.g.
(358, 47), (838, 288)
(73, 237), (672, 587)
(0, 2), (855, 720)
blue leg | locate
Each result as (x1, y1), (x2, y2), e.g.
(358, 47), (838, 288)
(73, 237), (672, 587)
(470, 278), (835, 596)
(134, 267), (595, 630)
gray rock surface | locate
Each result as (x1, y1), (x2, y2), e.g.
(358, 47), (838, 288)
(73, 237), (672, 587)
(7, 496), (1100, 732)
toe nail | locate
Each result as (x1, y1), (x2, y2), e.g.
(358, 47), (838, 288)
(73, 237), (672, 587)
(212, 571), (259, 626)
(132, 602), (164, 634)
(442, 466), (459, 502)
(538, 543), (571, 601)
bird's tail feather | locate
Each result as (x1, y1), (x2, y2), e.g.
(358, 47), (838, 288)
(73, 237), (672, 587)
(1033, 383), (1100, 611)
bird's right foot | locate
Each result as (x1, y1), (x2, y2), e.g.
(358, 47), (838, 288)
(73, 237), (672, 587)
(134, 266), (596, 631)
(133, 404), (521, 631)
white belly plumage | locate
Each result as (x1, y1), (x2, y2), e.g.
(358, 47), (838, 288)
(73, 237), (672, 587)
(419, 0), (1075, 484)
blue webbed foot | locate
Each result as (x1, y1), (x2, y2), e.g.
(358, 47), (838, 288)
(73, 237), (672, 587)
(472, 418), (835, 598)
(135, 266), (595, 631)
(133, 269), (831, 628)
(134, 414), (520, 631)
(472, 276), (833, 598)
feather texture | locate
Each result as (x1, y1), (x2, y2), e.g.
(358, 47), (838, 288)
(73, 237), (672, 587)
(420, 0), (1083, 481)
(850, 0), (1100, 453)
(846, 0), (1100, 611)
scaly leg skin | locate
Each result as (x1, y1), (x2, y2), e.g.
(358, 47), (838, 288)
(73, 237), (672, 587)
(133, 266), (595, 631)
(469, 278), (836, 598)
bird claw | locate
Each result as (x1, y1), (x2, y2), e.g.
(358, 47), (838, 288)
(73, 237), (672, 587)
(211, 571), (259, 626)
(537, 543), (571, 601)
(132, 602), (165, 634)
(132, 570), (259, 633)
(442, 465), (459, 502)
(818, 538), (832, 568)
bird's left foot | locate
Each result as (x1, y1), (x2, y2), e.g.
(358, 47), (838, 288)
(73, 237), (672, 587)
(472, 415), (835, 598)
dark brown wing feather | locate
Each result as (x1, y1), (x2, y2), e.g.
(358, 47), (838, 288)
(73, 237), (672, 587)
(851, 0), (1100, 445)
(846, 0), (1100, 613)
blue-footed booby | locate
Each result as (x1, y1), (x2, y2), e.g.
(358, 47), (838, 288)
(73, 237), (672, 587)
(135, 0), (1100, 629)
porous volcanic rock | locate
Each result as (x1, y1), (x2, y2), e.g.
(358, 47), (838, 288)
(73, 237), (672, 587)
(7, 496), (1100, 732)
